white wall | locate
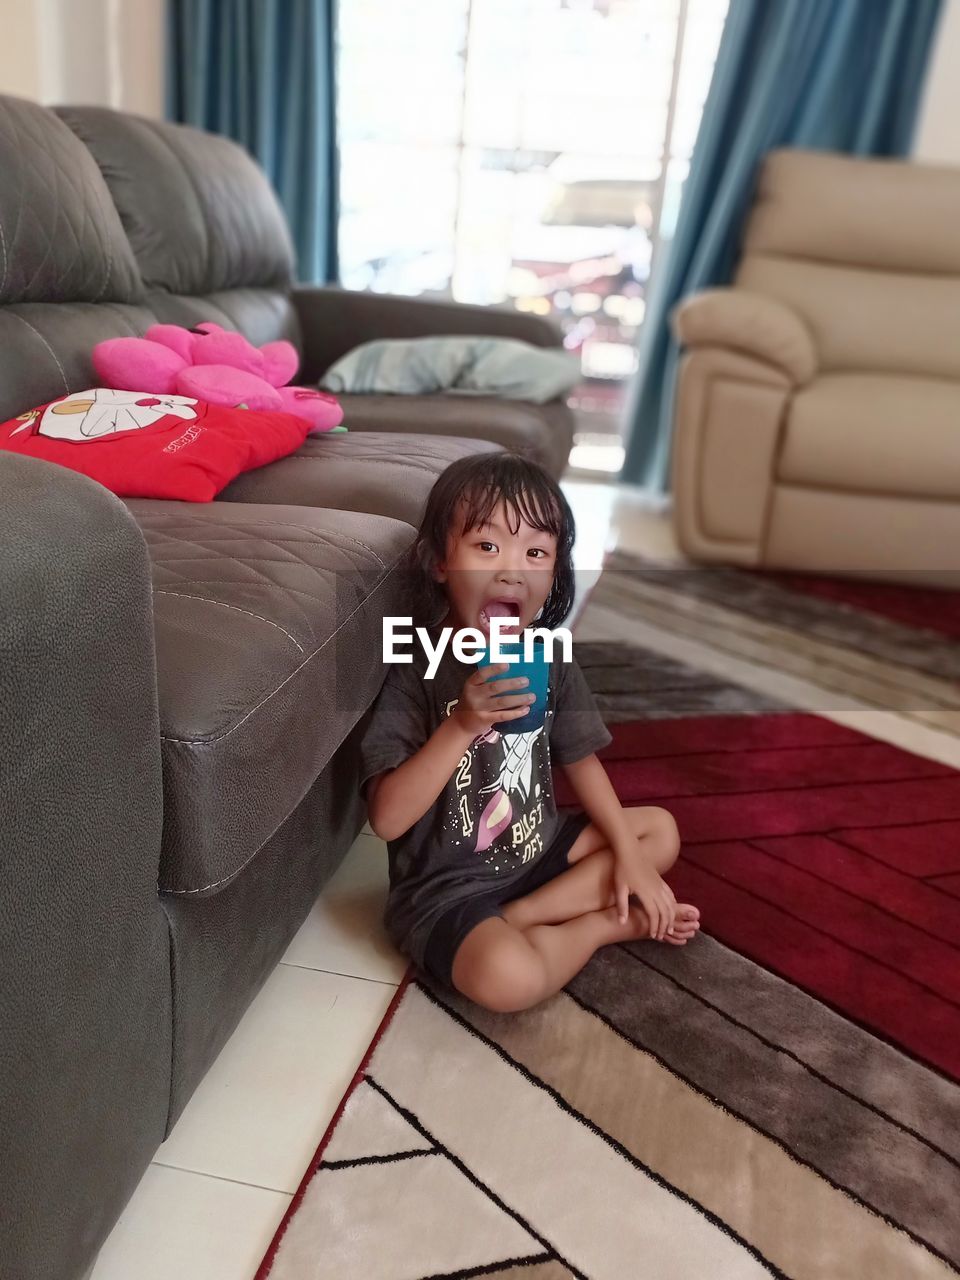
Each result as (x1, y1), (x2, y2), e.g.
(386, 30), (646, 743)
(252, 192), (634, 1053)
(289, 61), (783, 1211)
(0, 0), (164, 116)
(914, 0), (960, 166)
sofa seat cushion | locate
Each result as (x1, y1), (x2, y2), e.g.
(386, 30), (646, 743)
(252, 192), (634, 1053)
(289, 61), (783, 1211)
(333, 394), (574, 477)
(218, 431), (501, 525)
(779, 374), (960, 500)
(125, 500), (413, 896)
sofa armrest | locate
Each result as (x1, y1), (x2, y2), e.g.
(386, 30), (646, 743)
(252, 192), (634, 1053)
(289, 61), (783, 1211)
(671, 288), (818, 387)
(0, 456), (171, 1280)
(293, 285), (564, 382)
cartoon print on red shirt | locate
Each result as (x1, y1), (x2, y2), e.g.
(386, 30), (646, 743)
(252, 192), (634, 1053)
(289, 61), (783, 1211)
(11, 388), (199, 442)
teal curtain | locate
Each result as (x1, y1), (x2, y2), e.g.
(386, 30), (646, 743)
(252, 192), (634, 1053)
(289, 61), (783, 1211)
(167, 0), (338, 284)
(621, 0), (944, 494)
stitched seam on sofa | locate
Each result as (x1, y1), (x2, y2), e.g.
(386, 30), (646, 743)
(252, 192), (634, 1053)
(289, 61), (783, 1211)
(160, 815), (282, 896)
(142, 535), (385, 602)
(165, 675), (386, 896)
(7, 312), (69, 392)
(158, 557), (402, 746)
(149, 577), (328, 608)
(143, 120), (211, 292)
(102, 301), (144, 336)
(21, 111), (99, 299)
(228, 523), (390, 568)
(162, 774), (332, 896)
(147, 555), (382, 591)
(0, 216), (7, 292)
(6, 111), (31, 291)
(140, 530), (386, 592)
(152, 590), (305, 652)
(22, 145), (67, 297)
(58, 129), (98, 296)
(144, 534), (348, 602)
(137, 515), (390, 569)
(92, 219), (115, 303)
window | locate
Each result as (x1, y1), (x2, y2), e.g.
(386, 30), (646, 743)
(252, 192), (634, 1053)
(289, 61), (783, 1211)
(337, 0), (728, 473)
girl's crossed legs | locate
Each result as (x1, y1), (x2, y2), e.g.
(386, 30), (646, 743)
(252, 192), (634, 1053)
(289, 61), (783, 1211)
(451, 806), (699, 1013)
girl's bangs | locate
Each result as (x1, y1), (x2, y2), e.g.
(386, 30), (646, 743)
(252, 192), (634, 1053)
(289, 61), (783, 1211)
(456, 475), (564, 539)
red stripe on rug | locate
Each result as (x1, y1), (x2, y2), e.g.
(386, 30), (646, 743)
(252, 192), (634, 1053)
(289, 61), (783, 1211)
(600, 742), (949, 800)
(681, 841), (960, 1003)
(931, 873), (960, 898)
(666, 860), (960, 1079)
(839, 821), (960, 878)
(749, 833), (960, 941)
(755, 569), (960, 642)
(558, 711), (960, 1078)
(597, 711), (866, 760)
(595, 776), (960, 845)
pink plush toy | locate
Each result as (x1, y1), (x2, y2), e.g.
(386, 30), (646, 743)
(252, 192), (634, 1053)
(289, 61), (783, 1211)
(93, 322), (345, 434)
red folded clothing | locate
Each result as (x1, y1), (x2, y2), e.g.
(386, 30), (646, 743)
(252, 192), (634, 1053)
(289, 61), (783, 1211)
(0, 388), (311, 501)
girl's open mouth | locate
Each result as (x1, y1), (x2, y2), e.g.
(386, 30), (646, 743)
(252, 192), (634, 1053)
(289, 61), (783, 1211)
(478, 598), (522, 634)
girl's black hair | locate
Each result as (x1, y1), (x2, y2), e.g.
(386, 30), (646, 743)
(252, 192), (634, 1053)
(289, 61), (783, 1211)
(409, 452), (576, 629)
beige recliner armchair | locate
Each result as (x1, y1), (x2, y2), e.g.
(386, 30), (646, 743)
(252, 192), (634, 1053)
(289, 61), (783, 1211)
(669, 148), (960, 587)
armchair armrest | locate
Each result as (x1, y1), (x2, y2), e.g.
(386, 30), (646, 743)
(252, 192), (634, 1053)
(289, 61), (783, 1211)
(0, 456), (170, 1280)
(671, 288), (818, 387)
(293, 285), (564, 382)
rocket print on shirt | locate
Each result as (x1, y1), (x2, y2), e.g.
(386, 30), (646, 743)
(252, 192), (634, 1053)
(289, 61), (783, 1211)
(443, 697), (549, 869)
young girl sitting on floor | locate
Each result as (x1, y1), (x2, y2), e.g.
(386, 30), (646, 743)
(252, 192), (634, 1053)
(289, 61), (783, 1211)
(361, 452), (699, 1012)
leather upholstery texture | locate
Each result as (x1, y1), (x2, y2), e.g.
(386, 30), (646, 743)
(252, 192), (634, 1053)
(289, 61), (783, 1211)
(0, 456), (171, 1280)
(57, 106), (299, 345)
(332, 395), (575, 479)
(160, 719), (369, 1129)
(220, 430), (502, 525)
(670, 147), (960, 581)
(124, 500), (414, 895)
(0, 96), (154, 423)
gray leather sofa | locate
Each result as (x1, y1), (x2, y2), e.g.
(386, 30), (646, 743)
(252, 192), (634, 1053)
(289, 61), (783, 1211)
(0, 96), (574, 1280)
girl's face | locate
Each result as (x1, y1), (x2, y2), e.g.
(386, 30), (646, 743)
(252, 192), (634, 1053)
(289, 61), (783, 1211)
(435, 498), (558, 638)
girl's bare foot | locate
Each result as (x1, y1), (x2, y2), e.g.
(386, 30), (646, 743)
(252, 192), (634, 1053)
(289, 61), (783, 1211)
(606, 901), (701, 946)
(664, 903), (700, 946)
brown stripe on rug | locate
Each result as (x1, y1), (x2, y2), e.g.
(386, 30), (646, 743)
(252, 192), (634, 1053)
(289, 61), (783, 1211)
(564, 945), (959, 1263)
(635, 932), (960, 1164)
(586, 550), (960, 732)
(571, 639), (792, 723)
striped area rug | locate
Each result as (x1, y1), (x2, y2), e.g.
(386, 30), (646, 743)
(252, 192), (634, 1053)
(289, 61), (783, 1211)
(256, 571), (960, 1279)
(256, 949), (957, 1279)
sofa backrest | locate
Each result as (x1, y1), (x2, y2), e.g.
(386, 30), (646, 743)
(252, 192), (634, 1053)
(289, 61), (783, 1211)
(734, 148), (960, 382)
(0, 95), (155, 422)
(57, 106), (300, 349)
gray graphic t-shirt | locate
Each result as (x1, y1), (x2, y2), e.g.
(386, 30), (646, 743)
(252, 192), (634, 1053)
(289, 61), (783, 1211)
(359, 643), (612, 967)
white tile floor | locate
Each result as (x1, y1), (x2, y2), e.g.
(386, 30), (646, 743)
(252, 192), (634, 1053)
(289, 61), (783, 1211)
(89, 479), (957, 1279)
